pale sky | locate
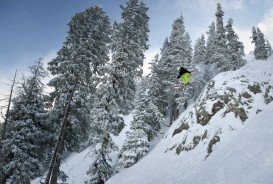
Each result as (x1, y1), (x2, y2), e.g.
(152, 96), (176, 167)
(1, 0), (273, 111)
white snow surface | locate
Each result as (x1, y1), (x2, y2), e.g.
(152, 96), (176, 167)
(33, 55), (273, 184)
(107, 55), (273, 184)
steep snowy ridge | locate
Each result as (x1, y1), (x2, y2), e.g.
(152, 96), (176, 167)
(107, 56), (273, 184)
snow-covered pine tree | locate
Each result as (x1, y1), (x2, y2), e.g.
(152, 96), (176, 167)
(193, 34), (206, 64)
(225, 18), (246, 70)
(46, 6), (112, 184)
(205, 22), (216, 65)
(86, 76), (124, 184)
(0, 60), (52, 184)
(256, 28), (268, 60)
(134, 78), (163, 138)
(266, 39), (273, 57)
(210, 3), (230, 72)
(168, 15), (188, 73)
(117, 78), (164, 169)
(251, 27), (259, 58)
(152, 38), (173, 115)
(253, 27), (268, 60)
(184, 32), (193, 69)
(117, 129), (149, 169)
(111, 0), (149, 114)
(86, 133), (115, 184)
(148, 54), (169, 115)
(48, 5), (111, 152)
(190, 34), (211, 100)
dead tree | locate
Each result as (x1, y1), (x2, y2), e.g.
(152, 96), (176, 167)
(0, 70), (17, 141)
(0, 70), (17, 184)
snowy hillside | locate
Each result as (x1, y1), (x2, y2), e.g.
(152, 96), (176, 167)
(32, 55), (273, 184)
(107, 55), (273, 184)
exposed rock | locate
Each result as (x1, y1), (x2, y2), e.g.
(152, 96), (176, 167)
(196, 108), (212, 126)
(202, 130), (208, 140)
(176, 135), (202, 155)
(212, 100), (225, 114)
(241, 92), (252, 99)
(226, 87), (236, 94)
(237, 107), (248, 122)
(264, 85), (273, 104)
(206, 135), (220, 158)
(248, 83), (262, 94)
(256, 109), (262, 114)
(224, 104), (248, 122)
(193, 136), (201, 146)
(196, 99), (226, 126)
(172, 122), (189, 137)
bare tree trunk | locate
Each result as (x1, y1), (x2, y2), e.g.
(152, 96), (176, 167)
(0, 70), (17, 141)
(44, 92), (72, 184)
(0, 70), (17, 184)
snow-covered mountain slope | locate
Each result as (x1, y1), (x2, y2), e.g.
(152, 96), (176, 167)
(107, 55), (273, 184)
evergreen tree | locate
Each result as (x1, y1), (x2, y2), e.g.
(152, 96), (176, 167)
(0, 60), (51, 183)
(205, 22), (216, 64)
(117, 129), (149, 169)
(86, 133), (114, 184)
(168, 15), (187, 71)
(251, 27), (259, 58)
(193, 34), (206, 64)
(46, 6), (112, 183)
(47, 5), (111, 152)
(111, 0), (149, 114)
(184, 32), (193, 69)
(148, 54), (169, 115)
(266, 39), (273, 57)
(256, 28), (268, 60)
(252, 27), (269, 60)
(86, 76), (124, 184)
(117, 78), (164, 169)
(211, 3), (229, 71)
(225, 18), (246, 70)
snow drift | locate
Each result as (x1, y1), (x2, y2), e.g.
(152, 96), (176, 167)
(107, 55), (273, 184)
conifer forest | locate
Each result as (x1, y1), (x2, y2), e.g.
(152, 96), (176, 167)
(1, 1), (273, 184)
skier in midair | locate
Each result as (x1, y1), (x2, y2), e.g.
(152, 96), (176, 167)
(177, 67), (192, 85)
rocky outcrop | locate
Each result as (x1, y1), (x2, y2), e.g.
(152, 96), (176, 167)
(172, 122), (189, 137)
(248, 83), (262, 94)
(264, 85), (273, 104)
(206, 134), (220, 158)
(166, 74), (273, 158)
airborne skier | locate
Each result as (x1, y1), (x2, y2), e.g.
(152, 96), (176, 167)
(177, 67), (192, 85)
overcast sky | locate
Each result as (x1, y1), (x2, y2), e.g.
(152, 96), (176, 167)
(1, 0), (273, 98)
